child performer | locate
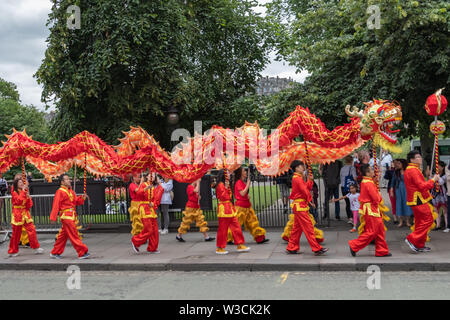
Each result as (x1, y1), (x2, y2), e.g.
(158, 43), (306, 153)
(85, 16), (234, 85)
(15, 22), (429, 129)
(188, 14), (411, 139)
(332, 183), (360, 232)
(348, 164), (391, 257)
(227, 167), (269, 244)
(286, 160), (328, 255)
(214, 170), (250, 255)
(50, 174), (90, 259)
(8, 174), (43, 257)
(176, 178), (214, 242)
(131, 173), (164, 254)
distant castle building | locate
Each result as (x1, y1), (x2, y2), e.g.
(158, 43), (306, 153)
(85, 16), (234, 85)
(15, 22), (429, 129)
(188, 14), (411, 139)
(256, 76), (295, 96)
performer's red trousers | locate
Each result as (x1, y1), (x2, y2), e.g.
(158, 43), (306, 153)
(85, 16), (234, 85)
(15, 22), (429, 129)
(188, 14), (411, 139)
(8, 223), (40, 254)
(131, 217), (159, 252)
(51, 219), (88, 257)
(349, 215), (389, 256)
(389, 192), (396, 216)
(286, 212), (323, 253)
(407, 203), (434, 249)
(217, 217), (245, 248)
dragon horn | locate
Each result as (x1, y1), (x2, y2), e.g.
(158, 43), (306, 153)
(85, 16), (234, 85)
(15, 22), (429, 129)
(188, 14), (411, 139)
(345, 105), (363, 118)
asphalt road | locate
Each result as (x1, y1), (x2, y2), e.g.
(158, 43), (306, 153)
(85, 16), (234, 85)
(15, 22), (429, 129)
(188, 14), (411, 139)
(0, 270), (449, 300)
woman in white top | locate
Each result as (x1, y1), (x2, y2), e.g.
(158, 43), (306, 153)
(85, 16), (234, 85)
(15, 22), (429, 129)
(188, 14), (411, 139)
(158, 177), (173, 234)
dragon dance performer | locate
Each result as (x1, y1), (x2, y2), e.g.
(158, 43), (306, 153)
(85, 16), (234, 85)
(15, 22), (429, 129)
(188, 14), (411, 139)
(176, 178), (214, 242)
(349, 164), (391, 257)
(214, 170), (250, 255)
(50, 174), (90, 259)
(281, 215), (324, 244)
(404, 150), (440, 253)
(131, 173), (164, 253)
(286, 160), (328, 255)
(128, 173), (144, 236)
(8, 175), (43, 257)
(227, 167), (269, 244)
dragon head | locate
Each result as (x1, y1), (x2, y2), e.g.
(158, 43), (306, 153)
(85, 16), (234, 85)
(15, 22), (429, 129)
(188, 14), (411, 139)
(345, 99), (402, 152)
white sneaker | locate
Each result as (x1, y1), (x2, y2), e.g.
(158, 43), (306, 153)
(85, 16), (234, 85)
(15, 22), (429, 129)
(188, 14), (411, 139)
(158, 229), (162, 234)
(34, 248), (44, 254)
(8, 253), (19, 257)
(162, 229), (169, 235)
(443, 228), (450, 233)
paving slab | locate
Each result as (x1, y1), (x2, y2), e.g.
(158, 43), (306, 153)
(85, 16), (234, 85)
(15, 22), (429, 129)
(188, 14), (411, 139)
(1, 225), (450, 271)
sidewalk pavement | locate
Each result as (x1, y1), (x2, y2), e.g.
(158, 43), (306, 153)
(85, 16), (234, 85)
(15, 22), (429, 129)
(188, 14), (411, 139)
(1, 224), (450, 271)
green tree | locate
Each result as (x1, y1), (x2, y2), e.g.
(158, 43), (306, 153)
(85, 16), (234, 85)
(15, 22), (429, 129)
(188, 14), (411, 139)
(267, 0), (450, 161)
(0, 78), (52, 180)
(35, 0), (272, 147)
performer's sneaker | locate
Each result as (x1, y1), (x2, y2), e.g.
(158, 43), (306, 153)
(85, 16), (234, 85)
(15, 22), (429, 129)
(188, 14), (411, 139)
(418, 247), (431, 252)
(8, 253), (19, 257)
(216, 248), (229, 255)
(349, 228), (356, 233)
(50, 253), (62, 259)
(349, 246), (356, 257)
(204, 237), (215, 242)
(176, 235), (186, 242)
(405, 238), (419, 252)
(376, 253), (392, 257)
(314, 248), (329, 256)
(147, 250), (160, 254)
(237, 245), (250, 252)
(131, 242), (140, 253)
(444, 228), (450, 233)
(286, 250), (299, 254)
(256, 238), (270, 244)
(79, 253), (91, 260)
(34, 248), (44, 254)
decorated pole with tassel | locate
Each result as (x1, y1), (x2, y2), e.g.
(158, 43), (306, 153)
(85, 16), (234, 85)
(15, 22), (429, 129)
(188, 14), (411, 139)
(372, 141), (379, 190)
(303, 139), (313, 181)
(21, 157), (26, 188)
(84, 153), (87, 195)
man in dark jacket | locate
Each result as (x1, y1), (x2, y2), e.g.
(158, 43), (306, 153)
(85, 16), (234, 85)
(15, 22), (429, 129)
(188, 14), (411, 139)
(320, 160), (342, 220)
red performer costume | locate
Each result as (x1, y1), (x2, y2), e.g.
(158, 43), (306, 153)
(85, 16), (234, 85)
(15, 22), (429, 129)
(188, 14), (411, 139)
(215, 181), (249, 254)
(404, 162), (436, 251)
(50, 185), (89, 258)
(8, 185), (41, 255)
(227, 176), (267, 244)
(286, 170), (325, 254)
(131, 180), (164, 253)
(348, 176), (390, 257)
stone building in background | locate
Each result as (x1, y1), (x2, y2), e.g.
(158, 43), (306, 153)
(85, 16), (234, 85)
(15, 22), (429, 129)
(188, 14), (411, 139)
(256, 76), (295, 96)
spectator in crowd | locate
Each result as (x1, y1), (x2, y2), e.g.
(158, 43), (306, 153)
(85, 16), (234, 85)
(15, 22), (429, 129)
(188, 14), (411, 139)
(380, 150), (393, 188)
(331, 183), (360, 232)
(320, 160), (342, 220)
(310, 180), (319, 222)
(27, 172), (33, 183)
(392, 159), (412, 227)
(277, 169), (292, 214)
(355, 150), (370, 185)
(444, 162), (450, 233)
(432, 161), (448, 231)
(385, 160), (398, 224)
(340, 155), (357, 224)
(158, 177), (173, 235)
(0, 174), (8, 196)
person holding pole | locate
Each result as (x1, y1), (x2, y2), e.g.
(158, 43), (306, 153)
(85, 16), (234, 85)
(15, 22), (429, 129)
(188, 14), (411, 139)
(49, 174), (90, 259)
